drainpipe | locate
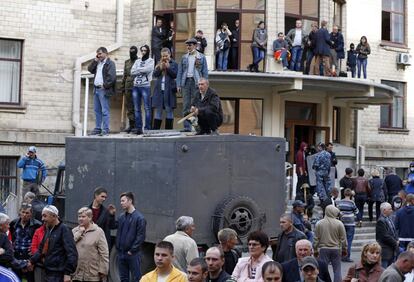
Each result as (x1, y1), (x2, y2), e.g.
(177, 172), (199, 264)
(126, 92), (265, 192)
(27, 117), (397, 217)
(72, 0), (124, 136)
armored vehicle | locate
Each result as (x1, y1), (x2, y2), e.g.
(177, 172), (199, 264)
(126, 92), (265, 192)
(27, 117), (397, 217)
(61, 134), (286, 281)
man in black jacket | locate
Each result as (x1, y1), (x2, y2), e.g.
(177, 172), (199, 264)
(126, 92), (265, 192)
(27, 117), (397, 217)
(190, 78), (223, 135)
(29, 205), (78, 282)
(88, 186), (116, 249)
(384, 169), (403, 203)
(87, 46), (117, 136)
(281, 239), (331, 282)
(376, 202), (398, 268)
(151, 18), (166, 64)
(205, 247), (233, 282)
(272, 214), (306, 263)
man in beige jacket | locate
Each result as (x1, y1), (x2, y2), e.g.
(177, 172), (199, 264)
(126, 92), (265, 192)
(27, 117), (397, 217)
(313, 205), (347, 282)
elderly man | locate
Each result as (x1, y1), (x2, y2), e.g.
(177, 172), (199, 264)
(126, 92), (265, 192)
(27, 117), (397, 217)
(395, 193), (414, 250)
(0, 213), (15, 267)
(141, 241), (187, 282)
(29, 205), (78, 282)
(272, 214), (306, 263)
(176, 38), (208, 132)
(9, 203), (42, 282)
(281, 239), (331, 282)
(17, 146), (47, 196)
(164, 216), (199, 272)
(300, 256), (325, 282)
(190, 78), (223, 135)
(188, 258), (208, 282)
(87, 46), (117, 136)
(314, 205), (347, 282)
(379, 251), (414, 282)
(205, 247), (233, 282)
(218, 228), (240, 275)
(376, 202), (398, 268)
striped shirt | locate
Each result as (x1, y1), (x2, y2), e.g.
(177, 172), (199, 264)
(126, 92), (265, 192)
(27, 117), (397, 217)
(0, 266), (20, 282)
(336, 199), (358, 226)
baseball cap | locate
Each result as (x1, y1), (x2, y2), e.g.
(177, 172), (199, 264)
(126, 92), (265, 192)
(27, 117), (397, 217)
(301, 256), (319, 270)
(28, 146), (37, 153)
(292, 200), (305, 208)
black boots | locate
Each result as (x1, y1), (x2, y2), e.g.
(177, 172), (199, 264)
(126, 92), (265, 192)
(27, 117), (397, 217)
(165, 119), (174, 130)
(153, 119), (162, 130)
(124, 120), (135, 133)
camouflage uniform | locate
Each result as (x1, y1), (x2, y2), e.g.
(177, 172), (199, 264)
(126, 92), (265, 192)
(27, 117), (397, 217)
(120, 58), (137, 130)
(312, 150), (332, 201)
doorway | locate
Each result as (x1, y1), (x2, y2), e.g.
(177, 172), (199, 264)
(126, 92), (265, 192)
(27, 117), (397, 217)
(216, 12), (240, 70)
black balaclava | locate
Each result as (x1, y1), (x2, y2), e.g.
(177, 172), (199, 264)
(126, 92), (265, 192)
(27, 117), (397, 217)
(129, 46), (138, 61)
(141, 45), (150, 61)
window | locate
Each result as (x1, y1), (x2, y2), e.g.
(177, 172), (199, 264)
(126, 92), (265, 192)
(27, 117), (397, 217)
(221, 98), (263, 135)
(216, 0), (266, 70)
(380, 80), (405, 128)
(285, 0), (319, 34)
(0, 157), (17, 203)
(153, 0), (197, 59)
(0, 39), (22, 105)
(382, 0), (405, 44)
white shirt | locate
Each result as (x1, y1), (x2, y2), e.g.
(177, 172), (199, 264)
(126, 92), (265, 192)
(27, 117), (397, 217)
(94, 59), (106, 86)
(157, 273), (168, 282)
(293, 29), (302, 47)
(186, 53), (196, 78)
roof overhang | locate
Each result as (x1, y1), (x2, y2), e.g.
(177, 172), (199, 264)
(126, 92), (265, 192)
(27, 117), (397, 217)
(208, 71), (398, 108)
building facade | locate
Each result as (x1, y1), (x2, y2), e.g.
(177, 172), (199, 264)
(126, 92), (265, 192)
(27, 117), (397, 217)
(0, 0), (412, 203)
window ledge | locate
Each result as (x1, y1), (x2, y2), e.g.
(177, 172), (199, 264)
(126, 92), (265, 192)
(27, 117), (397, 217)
(0, 105), (27, 114)
(379, 42), (410, 52)
(378, 127), (409, 134)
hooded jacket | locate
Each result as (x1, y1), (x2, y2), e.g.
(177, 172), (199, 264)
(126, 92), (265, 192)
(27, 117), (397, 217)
(314, 205), (347, 251)
(395, 205), (414, 241)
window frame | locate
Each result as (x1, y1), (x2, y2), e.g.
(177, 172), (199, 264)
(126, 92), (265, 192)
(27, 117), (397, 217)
(332, 106), (341, 143)
(379, 80), (406, 130)
(0, 156), (18, 203)
(0, 38), (24, 106)
(381, 0), (406, 45)
(284, 0), (320, 34)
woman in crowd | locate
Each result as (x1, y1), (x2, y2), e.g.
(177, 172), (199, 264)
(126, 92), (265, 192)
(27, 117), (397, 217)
(152, 48), (178, 130)
(72, 207), (109, 282)
(368, 169), (386, 221)
(342, 242), (384, 282)
(232, 230), (272, 282)
(131, 44), (155, 134)
(215, 22), (232, 71)
(248, 21), (267, 72)
(356, 36), (370, 79)
(261, 261), (283, 282)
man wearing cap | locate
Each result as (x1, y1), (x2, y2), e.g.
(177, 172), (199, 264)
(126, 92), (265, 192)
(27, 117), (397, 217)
(17, 146), (47, 196)
(29, 205), (78, 282)
(291, 200), (313, 242)
(176, 38), (208, 132)
(300, 256), (325, 282)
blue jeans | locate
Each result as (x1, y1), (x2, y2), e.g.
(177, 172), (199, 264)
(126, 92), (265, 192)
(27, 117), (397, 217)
(132, 86), (151, 130)
(182, 78), (198, 131)
(279, 49), (288, 67)
(217, 48), (229, 70)
(319, 248), (342, 282)
(357, 58), (367, 79)
(350, 65), (356, 78)
(316, 173), (331, 201)
(154, 106), (174, 120)
(290, 46), (303, 71)
(252, 46), (265, 66)
(118, 252), (142, 282)
(93, 88), (110, 133)
(305, 50), (314, 74)
(344, 225), (355, 259)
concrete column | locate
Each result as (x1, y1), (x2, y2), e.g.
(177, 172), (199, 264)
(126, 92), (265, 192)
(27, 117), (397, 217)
(196, 0), (216, 70)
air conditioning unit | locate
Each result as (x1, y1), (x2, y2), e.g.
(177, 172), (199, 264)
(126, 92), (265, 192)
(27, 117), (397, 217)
(397, 53), (411, 65)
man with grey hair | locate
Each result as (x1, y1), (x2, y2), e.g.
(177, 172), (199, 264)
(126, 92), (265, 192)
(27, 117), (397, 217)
(190, 78), (223, 135)
(376, 202), (398, 268)
(379, 251), (414, 282)
(218, 228), (240, 274)
(281, 239), (331, 282)
(164, 216), (199, 272)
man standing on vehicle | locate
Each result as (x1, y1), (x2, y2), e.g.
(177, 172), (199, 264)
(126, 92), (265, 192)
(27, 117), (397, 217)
(116, 192), (146, 282)
(29, 205), (78, 282)
(88, 186), (116, 249)
(164, 216), (199, 272)
(17, 146), (47, 196)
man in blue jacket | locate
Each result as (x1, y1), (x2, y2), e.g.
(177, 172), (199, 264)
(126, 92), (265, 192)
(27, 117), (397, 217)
(395, 194), (414, 251)
(115, 192), (146, 282)
(176, 38), (208, 132)
(17, 146), (47, 196)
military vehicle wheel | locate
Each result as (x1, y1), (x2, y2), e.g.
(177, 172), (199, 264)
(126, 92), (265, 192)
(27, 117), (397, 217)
(108, 243), (155, 282)
(213, 196), (264, 242)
